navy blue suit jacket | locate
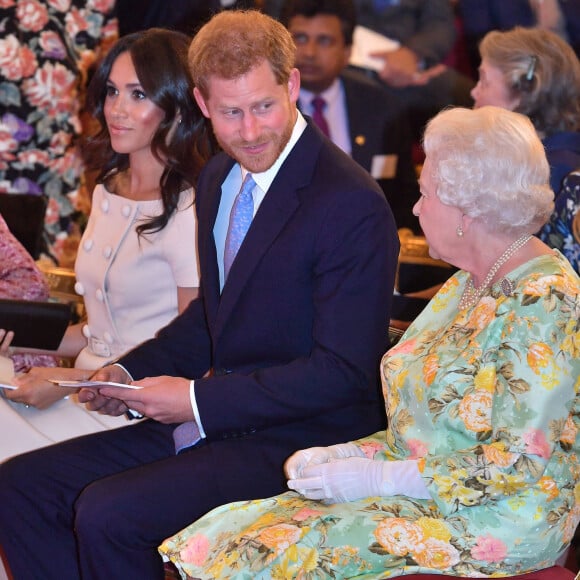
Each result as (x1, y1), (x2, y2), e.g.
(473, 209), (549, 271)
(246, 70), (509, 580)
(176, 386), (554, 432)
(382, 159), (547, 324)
(119, 121), (399, 494)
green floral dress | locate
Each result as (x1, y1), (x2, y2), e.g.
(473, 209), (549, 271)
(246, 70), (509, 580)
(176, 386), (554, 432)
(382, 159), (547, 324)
(160, 251), (580, 579)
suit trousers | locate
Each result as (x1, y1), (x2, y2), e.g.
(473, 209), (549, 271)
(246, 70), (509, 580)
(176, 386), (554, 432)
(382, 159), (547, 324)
(0, 419), (289, 579)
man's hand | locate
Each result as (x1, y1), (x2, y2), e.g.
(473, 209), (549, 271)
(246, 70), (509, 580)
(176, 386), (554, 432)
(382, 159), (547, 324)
(78, 365), (132, 416)
(371, 47), (446, 87)
(98, 376), (193, 424)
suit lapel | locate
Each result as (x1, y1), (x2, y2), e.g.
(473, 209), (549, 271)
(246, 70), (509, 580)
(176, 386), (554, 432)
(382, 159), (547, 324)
(213, 124), (322, 340)
(197, 156), (235, 330)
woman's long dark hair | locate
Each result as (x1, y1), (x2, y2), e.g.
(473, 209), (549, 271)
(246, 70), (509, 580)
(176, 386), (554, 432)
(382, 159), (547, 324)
(83, 28), (215, 235)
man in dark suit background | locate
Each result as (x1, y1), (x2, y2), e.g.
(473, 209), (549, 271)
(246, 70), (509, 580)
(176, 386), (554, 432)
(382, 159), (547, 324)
(281, 0), (421, 231)
(0, 9), (399, 580)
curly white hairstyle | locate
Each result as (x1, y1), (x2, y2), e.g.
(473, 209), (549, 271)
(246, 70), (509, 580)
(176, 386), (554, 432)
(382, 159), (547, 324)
(423, 106), (554, 235)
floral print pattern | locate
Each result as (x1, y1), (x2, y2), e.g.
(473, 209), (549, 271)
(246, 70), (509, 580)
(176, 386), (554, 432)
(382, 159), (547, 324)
(0, 0), (118, 264)
(160, 251), (580, 579)
(0, 214), (56, 371)
(540, 171), (580, 274)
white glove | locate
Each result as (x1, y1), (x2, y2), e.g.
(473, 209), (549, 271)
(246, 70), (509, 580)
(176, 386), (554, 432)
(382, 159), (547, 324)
(284, 442), (364, 479)
(287, 457), (431, 503)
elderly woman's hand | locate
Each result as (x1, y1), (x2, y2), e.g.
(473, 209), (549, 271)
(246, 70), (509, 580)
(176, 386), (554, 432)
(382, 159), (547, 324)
(284, 442), (365, 480)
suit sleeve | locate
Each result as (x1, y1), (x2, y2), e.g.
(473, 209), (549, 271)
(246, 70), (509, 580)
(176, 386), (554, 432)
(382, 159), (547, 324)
(118, 292), (212, 380)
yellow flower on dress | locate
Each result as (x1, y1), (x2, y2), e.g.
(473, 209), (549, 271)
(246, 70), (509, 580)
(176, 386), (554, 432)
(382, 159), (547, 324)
(527, 343), (553, 374)
(474, 365), (497, 393)
(483, 472), (527, 497)
(561, 320), (580, 358)
(482, 442), (518, 468)
(413, 537), (461, 569)
(458, 390), (492, 432)
(433, 472), (483, 506)
(416, 517), (452, 542)
(373, 518), (424, 556)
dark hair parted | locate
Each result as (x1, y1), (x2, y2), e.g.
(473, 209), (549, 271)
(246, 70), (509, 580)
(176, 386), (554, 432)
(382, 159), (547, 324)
(188, 10), (296, 99)
(480, 27), (580, 136)
(279, 0), (356, 46)
(83, 28), (216, 236)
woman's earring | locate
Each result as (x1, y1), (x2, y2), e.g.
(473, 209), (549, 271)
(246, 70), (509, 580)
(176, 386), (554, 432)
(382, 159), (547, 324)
(456, 225), (464, 237)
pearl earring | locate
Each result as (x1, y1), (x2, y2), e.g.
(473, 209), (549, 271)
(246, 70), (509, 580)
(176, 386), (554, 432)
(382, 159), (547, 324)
(456, 225), (464, 237)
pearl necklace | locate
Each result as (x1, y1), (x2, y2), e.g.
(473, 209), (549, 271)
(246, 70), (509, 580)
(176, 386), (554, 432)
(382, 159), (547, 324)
(458, 234), (532, 310)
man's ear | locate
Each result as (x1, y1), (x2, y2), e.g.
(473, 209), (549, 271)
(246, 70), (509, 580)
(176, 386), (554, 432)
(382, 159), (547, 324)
(193, 87), (210, 118)
(287, 68), (301, 103)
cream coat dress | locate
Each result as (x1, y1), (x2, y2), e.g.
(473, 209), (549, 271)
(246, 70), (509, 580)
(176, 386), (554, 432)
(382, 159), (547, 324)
(0, 185), (199, 461)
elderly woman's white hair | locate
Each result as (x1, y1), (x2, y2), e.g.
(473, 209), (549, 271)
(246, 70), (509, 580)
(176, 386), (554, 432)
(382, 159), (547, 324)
(423, 106), (554, 236)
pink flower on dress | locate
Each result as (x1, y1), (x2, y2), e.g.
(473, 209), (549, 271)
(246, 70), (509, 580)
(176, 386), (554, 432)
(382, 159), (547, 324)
(388, 338), (416, 357)
(359, 441), (383, 459)
(292, 507), (324, 522)
(523, 429), (551, 459)
(0, 0), (16, 8)
(16, 0), (49, 32)
(179, 534), (210, 567)
(407, 439), (428, 459)
(414, 537), (460, 569)
(374, 518), (424, 557)
(470, 534), (507, 563)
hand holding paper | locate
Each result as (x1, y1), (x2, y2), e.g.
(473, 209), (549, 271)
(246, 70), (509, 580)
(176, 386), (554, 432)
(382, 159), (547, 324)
(0, 354), (16, 390)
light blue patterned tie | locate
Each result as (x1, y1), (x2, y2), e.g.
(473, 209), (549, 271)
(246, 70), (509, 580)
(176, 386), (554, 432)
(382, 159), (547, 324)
(224, 173), (255, 281)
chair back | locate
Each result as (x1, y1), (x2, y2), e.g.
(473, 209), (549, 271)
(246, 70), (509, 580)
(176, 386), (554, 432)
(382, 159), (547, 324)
(0, 194), (47, 259)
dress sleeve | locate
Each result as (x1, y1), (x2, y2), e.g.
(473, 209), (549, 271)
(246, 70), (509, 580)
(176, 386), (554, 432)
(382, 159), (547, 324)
(162, 189), (200, 288)
(0, 217), (49, 302)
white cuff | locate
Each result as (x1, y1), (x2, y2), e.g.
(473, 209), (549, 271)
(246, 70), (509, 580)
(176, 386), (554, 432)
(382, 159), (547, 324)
(189, 380), (206, 439)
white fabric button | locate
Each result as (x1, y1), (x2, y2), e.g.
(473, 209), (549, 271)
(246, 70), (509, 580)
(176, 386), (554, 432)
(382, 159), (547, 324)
(82, 324), (91, 338)
(74, 282), (85, 296)
(83, 239), (93, 251)
(96, 289), (104, 302)
(101, 198), (110, 213)
(103, 246), (112, 259)
(103, 332), (113, 344)
(122, 204), (131, 217)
